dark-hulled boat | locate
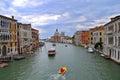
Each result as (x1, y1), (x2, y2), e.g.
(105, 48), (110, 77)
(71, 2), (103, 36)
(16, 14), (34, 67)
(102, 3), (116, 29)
(52, 43), (56, 46)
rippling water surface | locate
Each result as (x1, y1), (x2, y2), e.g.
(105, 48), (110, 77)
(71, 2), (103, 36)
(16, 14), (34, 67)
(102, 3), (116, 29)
(0, 42), (120, 80)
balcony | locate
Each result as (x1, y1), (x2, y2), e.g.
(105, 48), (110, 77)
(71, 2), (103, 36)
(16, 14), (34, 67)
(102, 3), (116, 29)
(105, 30), (113, 35)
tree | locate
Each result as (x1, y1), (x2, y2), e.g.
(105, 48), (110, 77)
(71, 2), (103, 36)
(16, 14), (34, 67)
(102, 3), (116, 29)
(94, 42), (103, 51)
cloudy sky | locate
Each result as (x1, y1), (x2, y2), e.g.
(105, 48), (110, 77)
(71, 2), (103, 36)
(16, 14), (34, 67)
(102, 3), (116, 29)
(0, 0), (120, 39)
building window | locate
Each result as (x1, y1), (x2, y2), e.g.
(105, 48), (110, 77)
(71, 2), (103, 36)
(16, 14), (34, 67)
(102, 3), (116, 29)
(118, 37), (120, 46)
(108, 25), (114, 31)
(108, 37), (113, 44)
(11, 43), (12, 47)
(8, 48), (10, 53)
(118, 51), (120, 60)
(114, 50), (116, 58)
(100, 37), (102, 42)
(0, 49), (1, 54)
(17, 32), (19, 36)
(100, 32), (102, 35)
(10, 22), (11, 29)
(24, 32), (27, 37)
(118, 22), (120, 31)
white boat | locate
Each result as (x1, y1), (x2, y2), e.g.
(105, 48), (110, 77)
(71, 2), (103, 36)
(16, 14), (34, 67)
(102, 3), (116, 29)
(87, 47), (94, 53)
(100, 54), (104, 57)
(84, 45), (88, 49)
(100, 54), (110, 59)
(48, 47), (56, 56)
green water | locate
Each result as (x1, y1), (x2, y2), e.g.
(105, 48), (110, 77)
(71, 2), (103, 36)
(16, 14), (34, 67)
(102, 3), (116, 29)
(0, 42), (120, 80)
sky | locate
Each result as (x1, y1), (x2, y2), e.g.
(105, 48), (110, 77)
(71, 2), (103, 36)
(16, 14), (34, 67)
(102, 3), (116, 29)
(0, 0), (120, 39)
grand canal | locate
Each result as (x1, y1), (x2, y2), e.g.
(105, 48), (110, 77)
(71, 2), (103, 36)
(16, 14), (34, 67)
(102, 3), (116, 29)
(0, 42), (120, 80)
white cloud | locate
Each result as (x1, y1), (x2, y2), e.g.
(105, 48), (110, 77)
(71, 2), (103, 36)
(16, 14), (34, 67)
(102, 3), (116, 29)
(0, 6), (22, 18)
(20, 14), (61, 26)
(0, 1), (6, 8)
(67, 16), (87, 23)
(92, 14), (120, 27)
(12, 0), (45, 7)
(62, 12), (70, 17)
(75, 24), (88, 30)
(38, 28), (47, 34)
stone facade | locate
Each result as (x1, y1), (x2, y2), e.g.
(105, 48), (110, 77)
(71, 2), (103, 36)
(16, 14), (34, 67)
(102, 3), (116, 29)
(104, 15), (120, 63)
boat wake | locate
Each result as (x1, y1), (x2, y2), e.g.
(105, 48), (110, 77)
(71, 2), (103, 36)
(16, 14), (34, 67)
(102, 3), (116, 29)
(48, 74), (66, 80)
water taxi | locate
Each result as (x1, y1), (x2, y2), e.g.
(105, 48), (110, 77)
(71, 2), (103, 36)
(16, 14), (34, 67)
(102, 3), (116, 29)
(48, 47), (56, 56)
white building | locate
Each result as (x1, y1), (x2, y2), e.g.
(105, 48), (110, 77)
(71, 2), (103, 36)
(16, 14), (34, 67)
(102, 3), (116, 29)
(104, 15), (120, 63)
(18, 24), (32, 54)
(73, 31), (81, 46)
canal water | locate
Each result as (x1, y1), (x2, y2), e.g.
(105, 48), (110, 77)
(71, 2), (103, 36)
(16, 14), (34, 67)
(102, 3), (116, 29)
(0, 42), (120, 80)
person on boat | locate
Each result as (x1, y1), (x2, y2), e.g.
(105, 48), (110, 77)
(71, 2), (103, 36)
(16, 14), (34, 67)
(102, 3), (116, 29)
(58, 66), (67, 75)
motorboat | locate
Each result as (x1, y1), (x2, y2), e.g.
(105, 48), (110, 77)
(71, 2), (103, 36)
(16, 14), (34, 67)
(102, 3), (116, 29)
(0, 62), (8, 67)
(101, 54), (110, 59)
(65, 45), (67, 47)
(39, 42), (45, 47)
(100, 54), (104, 57)
(52, 43), (56, 46)
(13, 55), (25, 60)
(48, 47), (56, 56)
(87, 47), (94, 53)
(58, 66), (67, 75)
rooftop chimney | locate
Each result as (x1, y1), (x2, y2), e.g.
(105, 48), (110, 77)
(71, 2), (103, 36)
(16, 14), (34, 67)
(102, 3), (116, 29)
(12, 16), (14, 19)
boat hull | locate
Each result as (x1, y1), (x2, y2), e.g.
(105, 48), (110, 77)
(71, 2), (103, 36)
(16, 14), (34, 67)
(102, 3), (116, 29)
(87, 48), (94, 53)
(48, 51), (56, 56)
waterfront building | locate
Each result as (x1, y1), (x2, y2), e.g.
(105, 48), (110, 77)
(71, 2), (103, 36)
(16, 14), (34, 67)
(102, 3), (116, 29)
(0, 15), (18, 57)
(49, 29), (72, 43)
(81, 31), (89, 46)
(60, 32), (65, 43)
(92, 26), (104, 45)
(18, 23), (32, 54)
(51, 29), (61, 42)
(88, 28), (94, 45)
(73, 31), (81, 46)
(62, 36), (72, 43)
(32, 28), (39, 50)
(73, 30), (89, 46)
(104, 15), (120, 63)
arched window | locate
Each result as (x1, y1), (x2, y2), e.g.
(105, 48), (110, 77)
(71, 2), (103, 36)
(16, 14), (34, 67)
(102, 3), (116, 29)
(0, 48), (1, 54)
(118, 51), (120, 60)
